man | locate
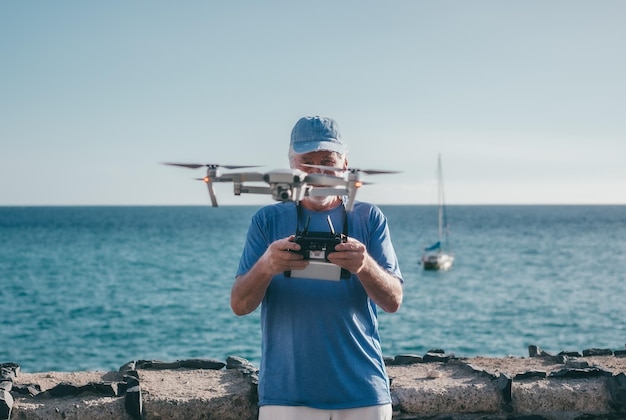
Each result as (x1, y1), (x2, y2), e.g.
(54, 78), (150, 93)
(231, 116), (403, 420)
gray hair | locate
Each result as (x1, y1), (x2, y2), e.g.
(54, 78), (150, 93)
(288, 146), (348, 168)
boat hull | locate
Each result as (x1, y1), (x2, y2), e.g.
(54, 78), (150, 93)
(422, 252), (454, 271)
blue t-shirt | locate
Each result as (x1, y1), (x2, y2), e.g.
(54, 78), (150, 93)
(236, 200), (403, 409)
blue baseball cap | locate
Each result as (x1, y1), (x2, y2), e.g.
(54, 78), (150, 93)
(290, 116), (347, 155)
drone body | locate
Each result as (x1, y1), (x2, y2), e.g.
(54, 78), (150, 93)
(162, 163), (397, 211)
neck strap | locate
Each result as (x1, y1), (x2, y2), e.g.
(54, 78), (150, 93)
(296, 201), (348, 236)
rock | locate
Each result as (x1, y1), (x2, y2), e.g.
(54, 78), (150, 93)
(226, 356), (258, 380)
(83, 381), (120, 397)
(136, 359), (180, 369)
(528, 345), (553, 358)
(565, 360), (590, 369)
(226, 356), (255, 369)
(180, 358), (226, 370)
(0, 390), (13, 420)
(607, 372), (626, 411)
(124, 375), (140, 388)
(392, 354), (423, 365)
(46, 381), (81, 398)
(133, 358), (227, 371)
(119, 361), (136, 372)
(515, 370), (547, 380)
(124, 384), (142, 420)
(0, 363), (19, 378)
(423, 352), (454, 363)
(583, 348), (613, 357)
(495, 373), (512, 403)
(8, 354), (626, 419)
(558, 350), (582, 357)
(12, 383), (42, 397)
(549, 367), (613, 379)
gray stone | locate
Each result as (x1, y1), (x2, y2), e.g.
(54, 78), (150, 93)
(423, 352), (454, 363)
(7, 355), (626, 419)
(0, 369), (15, 383)
(118, 360), (136, 372)
(12, 383), (42, 397)
(226, 355), (255, 369)
(565, 360), (590, 369)
(80, 381), (120, 397)
(549, 367), (613, 379)
(0, 363), (19, 378)
(136, 359), (180, 369)
(607, 372), (626, 411)
(123, 374), (140, 388)
(528, 345), (552, 357)
(0, 390), (13, 420)
(582, 348), (613, 357)
(124, 384), (142, 420)
(495, 373), (512, 403)
(392, 354), (423, 365)
(180, 358), (226, 370)
(46, 381), (81, 398)
(515, 370), (547, 380)
(558, 350), (583, 358)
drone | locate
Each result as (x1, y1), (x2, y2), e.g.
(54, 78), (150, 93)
(162, 162), (398, 211)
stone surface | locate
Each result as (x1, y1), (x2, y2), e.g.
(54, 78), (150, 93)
(6, 354), (626, 419)
(138, 368), (256, 420)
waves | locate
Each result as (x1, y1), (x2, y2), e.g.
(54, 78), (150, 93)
(1, 205), (625, 372)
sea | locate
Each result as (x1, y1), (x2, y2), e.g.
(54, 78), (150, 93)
(1, 205), (625, 373)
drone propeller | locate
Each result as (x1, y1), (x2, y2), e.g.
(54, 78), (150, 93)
(165, 161), (392, 210)
(208, 172), (266, 183)
(301, 164), (398, 211)
(165, 163), (263, 207)
(163, 163), (261, 170)
(192, 172), (267, 207)
(302, 164), (400, 175)
(303, 173), (347, 187)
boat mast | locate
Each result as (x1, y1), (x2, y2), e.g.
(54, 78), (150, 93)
(437, 154), (445, 252)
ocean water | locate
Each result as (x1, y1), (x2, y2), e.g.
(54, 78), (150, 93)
(1, 205), (625, 373)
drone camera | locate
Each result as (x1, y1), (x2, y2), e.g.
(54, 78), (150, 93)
(273, 184), (293, 201)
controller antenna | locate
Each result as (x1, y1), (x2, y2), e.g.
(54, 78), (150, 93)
(301, 215), (311, 235)
(326, 216), (336, 235)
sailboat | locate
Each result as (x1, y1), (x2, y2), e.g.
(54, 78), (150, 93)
(421, 154), (454, 271)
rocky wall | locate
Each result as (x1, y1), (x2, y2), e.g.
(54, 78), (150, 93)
(2, 345), (626, 420)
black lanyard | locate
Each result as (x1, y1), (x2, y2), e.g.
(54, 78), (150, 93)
(295, 201), (348, 237)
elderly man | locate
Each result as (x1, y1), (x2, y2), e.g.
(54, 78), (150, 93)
(231, 116), (403, 420)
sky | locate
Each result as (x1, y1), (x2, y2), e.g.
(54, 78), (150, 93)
(1, 1), (624, 206)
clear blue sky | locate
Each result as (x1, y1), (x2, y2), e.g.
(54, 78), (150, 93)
(2, 1), (624, 206)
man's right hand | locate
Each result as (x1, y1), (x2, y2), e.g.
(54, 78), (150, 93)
(260, 235), (308, 276)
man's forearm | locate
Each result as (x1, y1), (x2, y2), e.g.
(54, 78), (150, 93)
(230, 257), (273, 316)
(356, 255), (403, 313)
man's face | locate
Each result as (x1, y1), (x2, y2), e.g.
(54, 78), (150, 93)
(292, 150), (347, 208)
(292, 151), (347, 176)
